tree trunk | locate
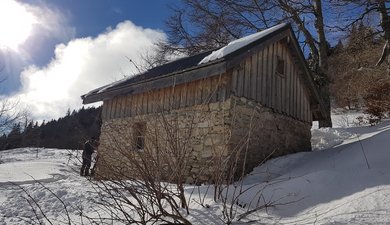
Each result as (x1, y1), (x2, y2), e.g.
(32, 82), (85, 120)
(376, 0), (390, 75)
(378, 0), (390, 42)
(314, 0), (332, 128)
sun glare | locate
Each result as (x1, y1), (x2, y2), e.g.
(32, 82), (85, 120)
(0, 0), (37, 50)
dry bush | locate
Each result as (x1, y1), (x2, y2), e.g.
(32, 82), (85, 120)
(17, 107), (299, 225)
(328, 29), (389, 110)
(93, 113), (194, 224)
(92, 96), (233, 224)
(364, 81), (390, 121)
(19, 90), (301, 224)
(89, 95), (284, 224)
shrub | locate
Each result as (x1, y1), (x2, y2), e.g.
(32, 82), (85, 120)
(364, 81), (390, 121)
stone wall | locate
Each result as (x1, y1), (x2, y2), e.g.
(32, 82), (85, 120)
(228, 96), (312, 178)
(96, 100), (232, 183)
(96, 95), (312, 183)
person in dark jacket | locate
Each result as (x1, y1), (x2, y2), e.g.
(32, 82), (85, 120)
(80, 137), (98, 176)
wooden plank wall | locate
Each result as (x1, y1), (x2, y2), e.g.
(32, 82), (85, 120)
(231, 39), (312, 123)
(101, 38), (312, 123)
(101, 74), (230, 121)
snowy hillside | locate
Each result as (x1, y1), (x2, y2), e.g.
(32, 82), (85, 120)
(1, 114), (390, 224)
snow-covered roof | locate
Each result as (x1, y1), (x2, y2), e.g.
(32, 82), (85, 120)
(199, 23), (288, 64)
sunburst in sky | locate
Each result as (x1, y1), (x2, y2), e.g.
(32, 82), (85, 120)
(0, 0), (37, 51)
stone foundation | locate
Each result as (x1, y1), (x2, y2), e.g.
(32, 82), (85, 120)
(228, 96), (311, 178)
(96, 100), (232, 183)
(96, 96), (311, 183)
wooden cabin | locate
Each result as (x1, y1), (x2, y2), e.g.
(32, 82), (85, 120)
(82, 23), (326, 183)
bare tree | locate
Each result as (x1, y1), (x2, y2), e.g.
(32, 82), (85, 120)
(376, 0), (390, 70)
(328, 23), (387, 108)
(276, 0), (332, 127)
(0, 99), (22, 133)
(0, 77), (26, 135)
(330, 0), (390, 74)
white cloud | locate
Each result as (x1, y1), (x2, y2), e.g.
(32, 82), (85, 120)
(11, 21), (166, 121)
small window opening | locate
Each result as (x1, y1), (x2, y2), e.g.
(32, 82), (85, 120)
(134, 122), (146, 151)
(276, 56), (285, 76)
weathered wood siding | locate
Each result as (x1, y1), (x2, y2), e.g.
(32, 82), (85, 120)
(102, 74), (230, 120)
(102, 38), (312, 123)
(231, 38), (312, 122)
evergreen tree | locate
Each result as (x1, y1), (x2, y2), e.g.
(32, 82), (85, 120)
(6, 123), (22, 149)
(0, 106), (102, 151)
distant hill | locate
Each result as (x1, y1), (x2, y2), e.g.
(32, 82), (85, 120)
(0, 106), (101, 150)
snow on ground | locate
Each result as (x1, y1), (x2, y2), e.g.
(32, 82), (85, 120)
(238, 117), (390, 224)
(1, 113), (390, 224)
(0, 148), (98, 224)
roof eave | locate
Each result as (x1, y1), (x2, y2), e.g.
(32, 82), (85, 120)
(285, 29), (327, 120)
(82, 59), (226, 104)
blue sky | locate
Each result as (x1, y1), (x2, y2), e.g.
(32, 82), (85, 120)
(0, 0), (178, 120)
(32, 0), (177, 67)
